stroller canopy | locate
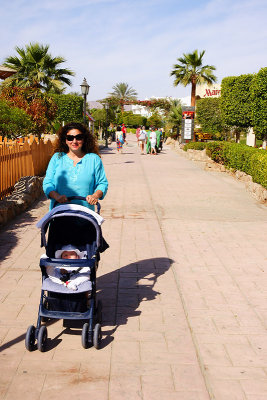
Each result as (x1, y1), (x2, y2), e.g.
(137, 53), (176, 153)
(36, 204), (106, 258)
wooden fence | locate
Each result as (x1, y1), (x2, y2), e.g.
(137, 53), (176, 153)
(0, 136), (54, 200)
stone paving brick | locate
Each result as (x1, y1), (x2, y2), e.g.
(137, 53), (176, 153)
(210, 380), (247, 400)
(171, 364), (208, 392)
(240, 378), (267, 397)
(204, 365), (266, 380)
(109, 376), (142, 400)
(40, 373), (109, 400)
(4, 374), (46, 400)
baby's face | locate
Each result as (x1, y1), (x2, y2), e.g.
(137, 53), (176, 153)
(61, 251), (79, 259)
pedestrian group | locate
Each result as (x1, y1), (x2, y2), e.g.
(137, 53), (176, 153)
(137, 126), (164, 155)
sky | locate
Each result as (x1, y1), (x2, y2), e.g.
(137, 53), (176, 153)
(1, 0), (267, 101)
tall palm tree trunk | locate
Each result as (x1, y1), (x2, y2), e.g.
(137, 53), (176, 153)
(191, 78), (196, 107)
(120, 99), (124, 114)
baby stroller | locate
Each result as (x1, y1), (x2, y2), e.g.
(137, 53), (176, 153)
(25, 196), (108, 352)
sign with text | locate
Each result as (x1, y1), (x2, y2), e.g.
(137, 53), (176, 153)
(181, 106), (195, 142)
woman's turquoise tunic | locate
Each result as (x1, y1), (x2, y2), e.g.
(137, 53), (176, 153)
(43, 152), (108, 210)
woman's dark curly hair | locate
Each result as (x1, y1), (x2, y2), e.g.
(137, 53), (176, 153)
(53, 122), (100, 157)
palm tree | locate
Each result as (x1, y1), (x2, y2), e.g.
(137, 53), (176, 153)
(109, 82), (138, 113)
(165, 99), (182, 139)
(2, 42), (74, 93)
(170, 50), (216, 107)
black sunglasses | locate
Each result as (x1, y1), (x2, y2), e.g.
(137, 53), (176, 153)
(66, 133), (84, 141)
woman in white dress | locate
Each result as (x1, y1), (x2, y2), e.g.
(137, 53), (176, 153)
(150, 128), (157, 155)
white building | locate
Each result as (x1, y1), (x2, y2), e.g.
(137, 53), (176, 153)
(88, 96), (192, 118)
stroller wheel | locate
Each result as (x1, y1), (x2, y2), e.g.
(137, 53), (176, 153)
(37, 326), (47, 352)
(93, 323), (102, 349)
(25, 325), (36, 351)
(81, 322), (89, 349)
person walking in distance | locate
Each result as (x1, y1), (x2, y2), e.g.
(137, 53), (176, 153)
(136, 126), (141, 147)
(138, 126), (147, 155)
(150, 128), (157, 155)
(116, 125), (124, 154)
(122, 123), (127, 144)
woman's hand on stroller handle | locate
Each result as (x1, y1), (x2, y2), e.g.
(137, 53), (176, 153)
(49, 191), (68, 204)
(86, 194), (99, 206)
(53, 195), (101, 213)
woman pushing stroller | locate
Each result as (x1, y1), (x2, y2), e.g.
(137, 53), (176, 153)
(25, 122), (109, 352)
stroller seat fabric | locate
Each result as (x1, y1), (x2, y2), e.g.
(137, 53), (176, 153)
(44, 264), (91, 293)
(42, 277), (92, 294)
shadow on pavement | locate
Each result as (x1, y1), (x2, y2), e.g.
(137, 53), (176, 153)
(0, 257), (173, 352)
(0, 195), (48, 263)
(97, 256), (173, 348)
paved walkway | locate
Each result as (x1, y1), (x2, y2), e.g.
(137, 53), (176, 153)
(0, 134), (266, 400)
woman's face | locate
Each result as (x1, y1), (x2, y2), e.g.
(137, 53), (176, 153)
(65, 129), (84, 153)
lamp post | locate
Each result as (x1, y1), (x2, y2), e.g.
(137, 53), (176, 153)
(80, 78), (90, 125)
(104, 102), (109, 148)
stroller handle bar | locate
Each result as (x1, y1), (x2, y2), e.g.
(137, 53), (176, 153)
(53, 196), (101, 214)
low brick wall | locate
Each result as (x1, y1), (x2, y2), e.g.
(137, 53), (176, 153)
(0, 176), (43, 227)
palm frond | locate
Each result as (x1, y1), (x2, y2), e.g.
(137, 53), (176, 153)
(2, 42), (74, 92)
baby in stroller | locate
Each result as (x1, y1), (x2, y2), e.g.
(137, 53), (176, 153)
(47, 244), (90, 291)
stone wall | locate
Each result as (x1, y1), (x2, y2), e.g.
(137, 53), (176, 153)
(0, 176), (44, 226)
(166, 138), (267, 205)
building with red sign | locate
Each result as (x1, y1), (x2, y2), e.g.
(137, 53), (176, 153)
(195, 83), (221, 99)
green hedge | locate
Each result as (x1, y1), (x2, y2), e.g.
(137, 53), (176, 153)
(183, 142), (267, 189)
(183, 142), (206, 151)
(51, 94), (83, 123)
(252, 67), (267, 140)
(220, 74), (254, 128)
(196, 97), (223, 134)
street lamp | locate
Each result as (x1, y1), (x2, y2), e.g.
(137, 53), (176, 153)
(104, 102), (109, 147)
(80, 78), (90, 125)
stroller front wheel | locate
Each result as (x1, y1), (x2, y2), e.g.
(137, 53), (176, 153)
(81, 322), (90, 349)
(25, 325), (36, 351)
(93, 323), (102, 349)
(37, 326), (47, 352)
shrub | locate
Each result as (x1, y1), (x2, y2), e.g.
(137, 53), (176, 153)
(0, 99), (33, 138)
(196, 97), (224, 135)
(51, 94), (83, 124)
(251, 67), (267, 141)
(205, 141), (267, 188)
(249, 152), (267, 188)
(220, 74), (254, 128)
(205, 142), (226, 163)
(221, 143), (255, 173)
(0, 87), (57, 136)
(183, 142), (206, 151)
